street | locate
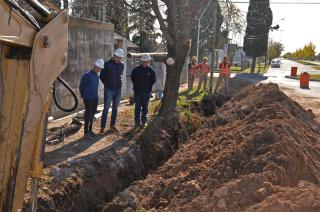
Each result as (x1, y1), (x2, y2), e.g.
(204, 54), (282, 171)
(264, 59), (320, 97)
(263, 59), (320, 120)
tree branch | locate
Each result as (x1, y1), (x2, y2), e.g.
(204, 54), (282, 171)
(120, 0), (157, 20)
(150, 0), (174, 45)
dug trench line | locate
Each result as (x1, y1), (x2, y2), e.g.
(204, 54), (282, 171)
(103, 83), (320, 212)
(23, 114), (189, 212)
(23, 78), (252, 212)
(24, 109), (219, 212)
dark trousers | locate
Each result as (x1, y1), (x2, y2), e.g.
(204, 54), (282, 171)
(188, 74), (195, 91)
(134, 92), (151, 126)
(84, 100), (98, 134)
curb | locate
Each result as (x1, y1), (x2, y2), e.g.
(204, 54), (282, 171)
(285, 75), (320, 82)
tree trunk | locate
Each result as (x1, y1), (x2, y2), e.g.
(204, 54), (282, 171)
(251, 56), (256, 73)
(209, 0), (218, 95)
(264, 55), (267, 72)
(63, 0), (69, 9)
(159, 59), (184, 116)
(240, 53), (244, 71)
(159, 41), (190, 116)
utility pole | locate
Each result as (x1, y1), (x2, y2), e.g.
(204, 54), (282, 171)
(103, 2), (108, 22)
(209, 0), (218, 95)
(196, 1), (213, 60)
(196, 19), (201, 60)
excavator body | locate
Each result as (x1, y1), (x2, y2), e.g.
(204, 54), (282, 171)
(0, 0), (69, 211)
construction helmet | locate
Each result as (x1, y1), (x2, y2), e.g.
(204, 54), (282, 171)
(141, 53), (152, 62)
(94, 59), (104, 69)
(114, 48), (124, 58)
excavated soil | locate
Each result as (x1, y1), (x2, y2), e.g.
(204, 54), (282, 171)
(103, 83), (320, 212)
(23, 103), (208, 212)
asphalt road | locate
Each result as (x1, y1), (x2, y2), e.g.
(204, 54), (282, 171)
(263, 59), (320, 98)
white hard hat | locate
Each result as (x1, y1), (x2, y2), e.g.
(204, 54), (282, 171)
(94, 59), (104, 69)
(114, 48), (124, 58)
(141, 53), (152, 62)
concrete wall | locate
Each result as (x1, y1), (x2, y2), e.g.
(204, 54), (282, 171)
(51, 17), (114, 118)
(126, 57), (188, 98)
(126, 58), (166, 97)
(50, 16), (188, 119)
(114, 35), (129, 98)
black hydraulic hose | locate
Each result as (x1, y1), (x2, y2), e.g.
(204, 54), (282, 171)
(25, 0), (51, 18)
(53, 76), (78, 113)
(5, 0), (41, 30)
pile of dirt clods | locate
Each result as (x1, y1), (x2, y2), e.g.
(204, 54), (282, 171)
(103, 83), (320, 212)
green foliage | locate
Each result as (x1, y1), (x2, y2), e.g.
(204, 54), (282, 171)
(71, 0), (129, 37)
(285, 43), (316, 60)
(189, 1), (224, 58)
(268, 41), (284, 61)
(243, 64), (269, 74)
(230, 66), (242, 72)
(297, 61), (319, 66)
(230, 64), (269, 74)
(313, 66), (320, 70)
(283, 52), (292, 59)
(176, 88), (206, 117)
(243, 0), (273, 58)
(129, 0), (159, 52)
(70, 0), (159, 50)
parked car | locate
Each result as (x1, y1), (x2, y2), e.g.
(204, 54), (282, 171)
(271, 58), (281, 68)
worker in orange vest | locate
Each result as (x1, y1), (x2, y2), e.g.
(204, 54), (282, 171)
(214, 56), (230, 94)
(196, 57), (211, 93)
(188, 56), (199, 92)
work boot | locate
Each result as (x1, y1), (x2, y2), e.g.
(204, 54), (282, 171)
(140, 123), (147, 129)
(100, 128), (105, 134)
(89, 131), (97, 137)
(133, 124), (140, 130)
(110, 126), (119, 132)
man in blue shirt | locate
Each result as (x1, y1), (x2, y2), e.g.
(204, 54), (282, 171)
(131, 53), (156, 129)
(100, 48), (124, 133)
(79, 59), (104, 136)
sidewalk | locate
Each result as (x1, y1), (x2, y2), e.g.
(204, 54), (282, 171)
(301, 60), (320, 66)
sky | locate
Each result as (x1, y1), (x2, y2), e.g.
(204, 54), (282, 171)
(233, 0), (320, 54)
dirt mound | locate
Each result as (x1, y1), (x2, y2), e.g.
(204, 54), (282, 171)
(103, 83), (320, 212)
(23, 111), (199, 212)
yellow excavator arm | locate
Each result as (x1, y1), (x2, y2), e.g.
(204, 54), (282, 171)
(0, 0), (72, 211)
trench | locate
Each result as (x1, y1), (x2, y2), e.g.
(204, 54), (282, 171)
(23, 92), (233, 212)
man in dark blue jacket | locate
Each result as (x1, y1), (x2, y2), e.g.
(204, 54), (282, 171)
(79, 59), (104, 136)
(100, 48), (124, 133)
(131, 53), (156, 128)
